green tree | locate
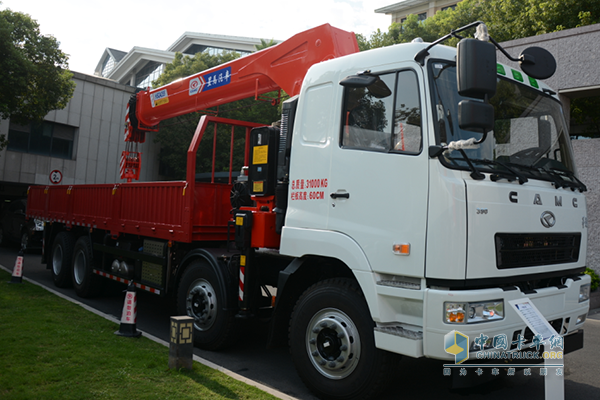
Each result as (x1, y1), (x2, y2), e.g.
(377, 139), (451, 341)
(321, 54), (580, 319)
(360, 0), (600, 48)
(0, 4), (75, 152)
(152, 51), (280, 179)
(359, 0), (600, 138)
(255, 38), (277, 51)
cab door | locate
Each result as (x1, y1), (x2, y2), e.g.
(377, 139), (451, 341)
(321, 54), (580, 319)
(326, 68), (429, 277)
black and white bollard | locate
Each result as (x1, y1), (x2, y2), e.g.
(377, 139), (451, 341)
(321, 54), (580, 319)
(168, 316), (194, 370)
(115, 282), (142, 337)
(9, 250), (24, 284)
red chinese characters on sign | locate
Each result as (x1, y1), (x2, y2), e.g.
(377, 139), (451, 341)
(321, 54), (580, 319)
(122, 293), (136, 323)
(291, 178), (328, 201)
(13, 258), (23, 277)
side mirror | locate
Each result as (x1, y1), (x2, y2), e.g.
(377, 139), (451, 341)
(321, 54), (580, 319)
(457, 38), (497, 100)
(459, 100), (494, 132)
(519, 47), (556, 80)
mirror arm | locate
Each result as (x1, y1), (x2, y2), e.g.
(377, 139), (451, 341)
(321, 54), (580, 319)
(473, 130), (488, 145)
(414, 21), (483, 65)
(489, 36), (535, 66)
(488, 36), (521, 63)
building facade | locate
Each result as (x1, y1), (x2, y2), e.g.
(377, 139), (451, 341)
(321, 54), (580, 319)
(0, 72), (161, 202)
(95, 32), (265, 89)
(375, 0), (458, 24)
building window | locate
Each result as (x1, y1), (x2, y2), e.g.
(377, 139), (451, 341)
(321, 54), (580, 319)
(441, 5), (456, 12)
(184, 45), (250, 58)
(101, 55), (115, 77)
(135, 62), (165, 88)
(8, 121), (76, 159)
(418, 12), (427, 21)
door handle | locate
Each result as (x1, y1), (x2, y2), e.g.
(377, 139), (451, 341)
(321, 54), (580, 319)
(330, 192), (350, 199)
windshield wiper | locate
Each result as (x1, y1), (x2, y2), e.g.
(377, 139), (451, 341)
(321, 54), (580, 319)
(488, 159), (528, 185)
(546, 168), (587, 192)
(432, 146), (486, 180)
(457, 149), (485, 180)
(495, 161), (587, 192)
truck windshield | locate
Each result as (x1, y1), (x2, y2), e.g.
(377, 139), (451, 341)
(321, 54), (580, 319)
(429, 60), (582, 188)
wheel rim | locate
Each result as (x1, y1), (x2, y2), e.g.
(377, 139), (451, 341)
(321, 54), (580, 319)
(186, 278), (217, 331)
(305, 307), (361, 380)
(52, 245), (64, 275)
(73, 250), (86, 285)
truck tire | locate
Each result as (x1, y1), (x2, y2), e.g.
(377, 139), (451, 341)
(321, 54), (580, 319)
(289, 278), (400, 400)
(72, 236), (103, 298)
(51, 232), (75, 288)
(176, 260), (240, 350)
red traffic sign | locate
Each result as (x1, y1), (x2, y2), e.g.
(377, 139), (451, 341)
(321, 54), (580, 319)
(50, 170), (63, 184)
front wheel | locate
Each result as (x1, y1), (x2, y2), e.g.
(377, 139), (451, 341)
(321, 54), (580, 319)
(290, 278), (400, 400)
(176, 260), (240, 350)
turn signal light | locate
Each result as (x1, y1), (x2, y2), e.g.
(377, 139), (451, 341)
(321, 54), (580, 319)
(392, 243), (410, 255)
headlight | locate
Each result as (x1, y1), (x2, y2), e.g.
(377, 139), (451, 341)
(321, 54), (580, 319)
(445, 300), (504, 324)
(579, 284), (590, 303)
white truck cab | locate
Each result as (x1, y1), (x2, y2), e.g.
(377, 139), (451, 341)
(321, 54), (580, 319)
(280, 35), (589, 366)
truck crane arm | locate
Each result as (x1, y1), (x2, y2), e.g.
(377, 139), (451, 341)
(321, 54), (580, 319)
(121, 24), (359, 181)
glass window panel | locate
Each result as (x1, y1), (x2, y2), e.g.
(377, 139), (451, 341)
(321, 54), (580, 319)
(29, 122), (52, 156)
(393, 70), (422, 153)
(342, 73), (395, 151)
(51, 138), (73, 159)
(6, 120), (75, 159)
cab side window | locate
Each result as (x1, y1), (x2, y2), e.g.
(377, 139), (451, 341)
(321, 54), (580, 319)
(341, 70), (422, 154)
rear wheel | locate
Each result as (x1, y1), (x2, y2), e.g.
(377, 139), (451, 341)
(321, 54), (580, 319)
(72, 236), (103, 298)
(51, 232), (75, 288)
(290, 278), (400, 400)
(176, 260), (240, 350)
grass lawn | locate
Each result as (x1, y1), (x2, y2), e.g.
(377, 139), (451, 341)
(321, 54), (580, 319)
(0, 269), (279, 400)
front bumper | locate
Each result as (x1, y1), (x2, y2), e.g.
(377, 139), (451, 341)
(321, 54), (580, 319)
(423, 275), (590, 360)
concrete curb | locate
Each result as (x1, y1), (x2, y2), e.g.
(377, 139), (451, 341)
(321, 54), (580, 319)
(1, 264), (299, 400)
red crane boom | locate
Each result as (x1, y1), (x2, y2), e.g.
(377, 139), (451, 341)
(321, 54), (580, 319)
(120, 24), (359, 181)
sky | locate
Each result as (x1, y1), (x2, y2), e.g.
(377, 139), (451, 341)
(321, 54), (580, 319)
(2, 0), (394, 74)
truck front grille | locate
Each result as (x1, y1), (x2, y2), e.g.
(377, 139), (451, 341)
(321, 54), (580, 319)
(495, 233), (581, 269)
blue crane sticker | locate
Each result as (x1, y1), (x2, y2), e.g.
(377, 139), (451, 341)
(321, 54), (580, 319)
(189, 66), (232, 96)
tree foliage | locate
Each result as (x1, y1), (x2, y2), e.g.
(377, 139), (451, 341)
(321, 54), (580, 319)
(360, 0), (600, 47)
(152, 50), (280, 179)
(0, 6), (75, 128)
(359, 0), (600, 138)
(255, 38), (277, 51)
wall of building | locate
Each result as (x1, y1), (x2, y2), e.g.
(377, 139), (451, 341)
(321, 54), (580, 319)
(0, 71), (161, 195)
(572, 139), (600, 274)
(378, 0), (458, 24)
